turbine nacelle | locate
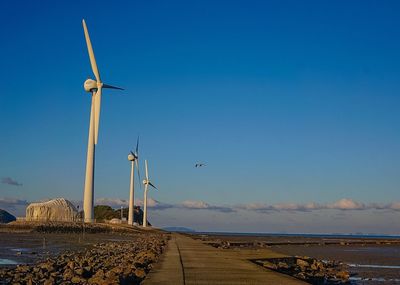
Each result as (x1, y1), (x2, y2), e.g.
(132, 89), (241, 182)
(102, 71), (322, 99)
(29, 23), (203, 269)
(128, 153), (137, 161)
(84, 79), (100, 92)
(84, 79), (122, 93)
(143, 179), (157, 190)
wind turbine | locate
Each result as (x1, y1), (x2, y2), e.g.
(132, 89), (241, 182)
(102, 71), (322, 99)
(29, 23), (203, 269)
(82, 19), (123, 223)
(142, 160), (157, 227)
(127, 137), (141, 225)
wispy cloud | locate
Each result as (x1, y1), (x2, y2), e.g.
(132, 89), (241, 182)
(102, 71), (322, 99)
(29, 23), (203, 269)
(236, 198), (400, 213)
(327, 198), (366, 210)
(388, 202), (400, 210)
(236, 202), (324, 212)
(52, 197), (400, 214)
(95, 198), (231, 212)
(1, 177), (22, 186)
(0, 198), (28, 209)
(95, 197), (173, 210)
(95, 198), (128, 208)
(180, 200), (235, 213)
(137, 198), (174, 210)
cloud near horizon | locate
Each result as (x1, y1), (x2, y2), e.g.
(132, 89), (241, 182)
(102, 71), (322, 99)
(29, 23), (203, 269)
(0, 198), (28, 210)
(94, 197), (400, 213)
(3, 197), (400, 215)
(1, 177), (22, 186)
(180, 200), (235, 213)
(95, 198), (174, 210)
(95, 198), (233, 213)
(235, 198), (400, 213)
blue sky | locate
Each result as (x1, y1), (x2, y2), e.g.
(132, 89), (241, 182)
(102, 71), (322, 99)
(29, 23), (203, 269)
(1, 0), (400, 233)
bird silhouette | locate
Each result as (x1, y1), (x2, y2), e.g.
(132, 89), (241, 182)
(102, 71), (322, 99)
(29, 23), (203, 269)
(195, 163), (206, 168)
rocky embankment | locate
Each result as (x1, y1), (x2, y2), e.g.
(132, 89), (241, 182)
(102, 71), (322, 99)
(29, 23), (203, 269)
(0, 233), (168, 284)
(254, 256), (350, 284)
(0, 221), (155, 235)
(0, 221), (119, 234)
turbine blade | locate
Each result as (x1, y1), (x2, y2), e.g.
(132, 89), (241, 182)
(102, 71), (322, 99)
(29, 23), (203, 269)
(130, 151), (135, 156)
(94, 87), (102, 145)
(135, 136), (139, 155)
(148, 181), (158, 190)
(82, 19), (101, 83)
(145, 160), (149, 180)
(135, 159), (142, 190)
(103, 84), (124, 90)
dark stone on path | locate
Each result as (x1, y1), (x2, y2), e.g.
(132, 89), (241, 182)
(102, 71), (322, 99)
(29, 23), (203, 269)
(254, 256), (350, 284)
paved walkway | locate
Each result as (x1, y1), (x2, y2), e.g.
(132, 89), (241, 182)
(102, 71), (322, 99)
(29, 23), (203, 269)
(143, 233), (306, 285)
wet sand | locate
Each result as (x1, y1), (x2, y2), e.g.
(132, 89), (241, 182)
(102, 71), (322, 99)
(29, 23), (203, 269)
(273, 244), (400, 283)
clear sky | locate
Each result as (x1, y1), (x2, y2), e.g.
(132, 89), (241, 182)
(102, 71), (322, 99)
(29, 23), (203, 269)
(1, 0), (400, 234)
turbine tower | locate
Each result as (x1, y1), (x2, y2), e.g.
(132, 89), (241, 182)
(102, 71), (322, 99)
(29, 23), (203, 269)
(82, 19), (123, 223)
(142, 160), (157, 227)
(128, 137), (141, 225)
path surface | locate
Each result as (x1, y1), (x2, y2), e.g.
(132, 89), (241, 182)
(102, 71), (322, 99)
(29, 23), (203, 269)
(143, 233), (306, 285)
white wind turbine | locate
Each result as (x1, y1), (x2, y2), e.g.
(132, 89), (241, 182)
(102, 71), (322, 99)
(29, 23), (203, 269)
(142, 160), (157, 227)
(127, 137), (141, 225)
(82, 19), (123, 223)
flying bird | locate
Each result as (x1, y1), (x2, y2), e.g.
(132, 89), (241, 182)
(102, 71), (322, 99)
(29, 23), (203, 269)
(195, 163), (206, 168)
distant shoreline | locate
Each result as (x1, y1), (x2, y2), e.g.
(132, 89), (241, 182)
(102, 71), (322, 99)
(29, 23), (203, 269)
(0, 223), (168, 284)
(188, 231), (400, 239)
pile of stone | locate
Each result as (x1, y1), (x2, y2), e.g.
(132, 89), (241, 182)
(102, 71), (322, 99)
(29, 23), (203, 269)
(254, 256), (350, 284)
(212, 239), (231, 249)
(0, 233), (168, 284)
(2, 221), (114, 234)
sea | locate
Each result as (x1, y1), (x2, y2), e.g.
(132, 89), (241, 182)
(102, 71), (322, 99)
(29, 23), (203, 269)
(193, 231), (400, 284)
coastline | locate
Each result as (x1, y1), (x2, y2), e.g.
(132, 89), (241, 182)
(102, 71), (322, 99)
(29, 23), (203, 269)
(0, 222), (169, 284)
(2, 224), (400, 284)
(187, 232), (400, 284)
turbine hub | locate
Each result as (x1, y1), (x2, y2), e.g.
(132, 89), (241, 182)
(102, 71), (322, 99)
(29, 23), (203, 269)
(128, 153), (136, 161)
(143, 179), (148, 185)
(84, 79), (98, 92)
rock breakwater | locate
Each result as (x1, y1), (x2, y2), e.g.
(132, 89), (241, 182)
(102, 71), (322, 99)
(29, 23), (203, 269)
(0, 233), (168, 284)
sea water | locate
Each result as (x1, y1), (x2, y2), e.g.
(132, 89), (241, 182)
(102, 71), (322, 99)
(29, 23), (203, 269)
(194, 232), (400, 284)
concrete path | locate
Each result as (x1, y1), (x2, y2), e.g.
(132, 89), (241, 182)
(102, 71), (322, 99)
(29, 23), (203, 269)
(143, 233), (306, 285)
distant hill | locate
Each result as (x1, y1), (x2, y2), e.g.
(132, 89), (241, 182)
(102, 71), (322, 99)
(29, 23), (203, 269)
(0, 209), (16, 223)
(163, 227), (196, 233)
(93, 205), (150, 226)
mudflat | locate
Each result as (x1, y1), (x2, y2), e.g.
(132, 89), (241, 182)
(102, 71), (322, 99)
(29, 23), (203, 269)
(0, 222), (168, 284)
(191, 233), (400, 284)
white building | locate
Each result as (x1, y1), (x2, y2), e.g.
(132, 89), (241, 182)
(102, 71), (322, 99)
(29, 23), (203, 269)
(26, 198), (78, 222)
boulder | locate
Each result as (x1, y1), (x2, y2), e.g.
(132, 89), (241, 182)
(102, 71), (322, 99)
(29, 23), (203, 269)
(336, 270), (350, 280)
(296, 258), (310, 270)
